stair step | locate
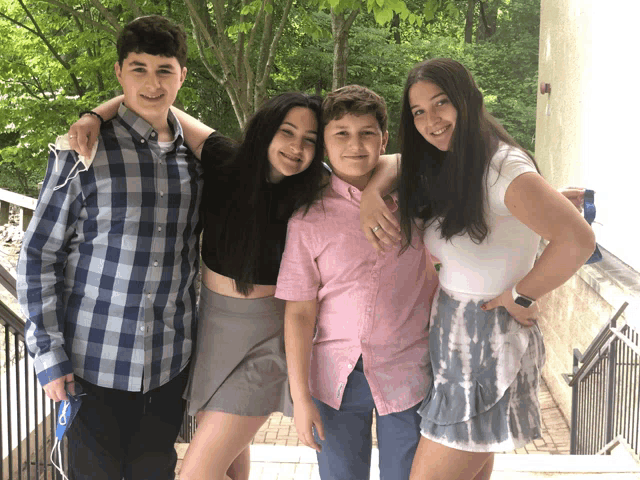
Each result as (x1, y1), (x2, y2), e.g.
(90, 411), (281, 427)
(176, 444), (640, 474)
(494, 453), (640, 473)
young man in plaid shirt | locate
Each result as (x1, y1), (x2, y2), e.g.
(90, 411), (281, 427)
(17, 15), (201, 479)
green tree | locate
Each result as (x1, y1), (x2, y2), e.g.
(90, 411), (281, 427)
(183, 0), (296, 129)
(313, 0), (421, 89)
(0, 0), (120, 194)
(0, 0), (541, 194)
(0, 0), (229, 194)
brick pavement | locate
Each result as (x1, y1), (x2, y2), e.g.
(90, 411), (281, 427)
(250, 376), (571, 455)
(175, 377), (575, 478)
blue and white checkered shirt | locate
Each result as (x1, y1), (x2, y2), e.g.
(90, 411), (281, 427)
(18, 104), (203, 393)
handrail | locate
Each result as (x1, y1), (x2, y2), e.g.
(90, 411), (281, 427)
(609, 325), (640, 357)
(565, 301), (639, 458)
(580, 301), (628, 362)
(0, 188), (37, 230)
(0, 262), (18, 299)
(566, 302), (628, 387)
(0, 188), (37, 211)
(0, 298), (25, 340)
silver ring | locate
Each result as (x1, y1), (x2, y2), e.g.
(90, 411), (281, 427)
(68, 135), (75, 139)
(371, 225), (381, 233)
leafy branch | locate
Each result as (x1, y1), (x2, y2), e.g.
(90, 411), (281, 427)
(1, 0), (85, 96)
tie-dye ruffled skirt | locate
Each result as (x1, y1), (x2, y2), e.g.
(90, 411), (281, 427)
(417, 286), (546, 452)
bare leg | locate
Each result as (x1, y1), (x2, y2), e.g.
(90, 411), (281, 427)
(226, 447), (250, 480)
(409, 436), (494, 480)
(178, 411), (268, 480)
(474, 453), (494, 480)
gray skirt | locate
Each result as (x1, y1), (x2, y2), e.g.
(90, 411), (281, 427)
(418, 286), (546, 452)
(184, 285), (293, 417)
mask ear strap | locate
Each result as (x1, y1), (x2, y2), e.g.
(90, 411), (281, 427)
(50, 401), (71, 480)
(48, 134), (90, 192)
(52, 158), (85, 192)
(48, 138), (63, 174)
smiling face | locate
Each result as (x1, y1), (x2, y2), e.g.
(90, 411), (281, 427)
(115, 52), (186, 130)
(267, 107), (319, 183)
(409, 80), (458, 152)
(324, 113), (388, 191)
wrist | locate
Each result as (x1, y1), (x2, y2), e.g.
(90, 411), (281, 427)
(79, 110), (105, 126)
(291, 387), (312, 404)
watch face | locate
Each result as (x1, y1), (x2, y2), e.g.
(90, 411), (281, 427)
(515, 296), (533, 308)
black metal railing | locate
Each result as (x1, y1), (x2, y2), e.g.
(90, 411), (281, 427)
(1, 260), (199, 479)
(1, 263), (65, 480)
(564, 302), (640, 459)
(178, 409), (197, 443)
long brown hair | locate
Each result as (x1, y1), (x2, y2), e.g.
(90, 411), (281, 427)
(398, 58), (538, 250)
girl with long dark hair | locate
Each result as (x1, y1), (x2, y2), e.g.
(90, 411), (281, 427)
(66, 92), (326, 480)
(362, 58), (594, 479)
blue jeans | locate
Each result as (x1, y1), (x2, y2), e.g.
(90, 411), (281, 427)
(313, 357), (421, 480)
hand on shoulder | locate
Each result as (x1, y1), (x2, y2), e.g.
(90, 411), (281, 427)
(68, 114), (101, 159)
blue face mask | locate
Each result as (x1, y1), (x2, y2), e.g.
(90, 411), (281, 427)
(51, 382), (85, 480)
(583, 189), (602, 264)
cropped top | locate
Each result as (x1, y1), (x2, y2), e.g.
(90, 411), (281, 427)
(199, 131), (289, 285)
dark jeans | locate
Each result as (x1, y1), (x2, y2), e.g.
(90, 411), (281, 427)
(68, 366), (190, 480)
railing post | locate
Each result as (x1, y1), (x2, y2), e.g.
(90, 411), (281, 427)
(570, 348), (580, 454)
(605, 316), (618, 449)
(0, 201), (9, 225)
(20, 208), (33, 232)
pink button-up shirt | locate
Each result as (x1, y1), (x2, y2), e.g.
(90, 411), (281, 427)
(276, 174), (438, 415)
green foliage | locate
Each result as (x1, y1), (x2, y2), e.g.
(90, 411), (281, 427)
(0, 0), (541, 193)
(0, 0), (225, 194)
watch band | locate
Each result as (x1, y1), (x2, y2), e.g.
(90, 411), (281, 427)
(512, 285), (536, 308)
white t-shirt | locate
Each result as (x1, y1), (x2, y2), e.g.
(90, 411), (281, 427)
(424, 143), (540, 296)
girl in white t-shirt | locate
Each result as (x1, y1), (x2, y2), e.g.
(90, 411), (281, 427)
(363, 58), (595, 480)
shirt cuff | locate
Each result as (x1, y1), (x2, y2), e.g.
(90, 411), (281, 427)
(34, 348), (73, 387)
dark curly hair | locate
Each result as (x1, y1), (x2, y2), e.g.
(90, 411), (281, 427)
(117, 15), (187, 68)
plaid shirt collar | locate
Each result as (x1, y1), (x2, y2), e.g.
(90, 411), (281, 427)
(116, 103), (186, 148)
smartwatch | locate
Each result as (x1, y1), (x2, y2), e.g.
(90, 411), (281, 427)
(512, 285), (536, 308)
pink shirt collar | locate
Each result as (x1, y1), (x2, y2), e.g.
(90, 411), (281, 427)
(330, 173), (399, 211)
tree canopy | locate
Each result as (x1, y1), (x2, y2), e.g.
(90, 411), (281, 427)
(0, 0), (540, 195)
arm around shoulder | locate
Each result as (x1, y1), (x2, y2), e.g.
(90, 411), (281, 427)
(170, 107), (214, 159)
(69, 95), (124, 157)
(360, 153), (402, 251)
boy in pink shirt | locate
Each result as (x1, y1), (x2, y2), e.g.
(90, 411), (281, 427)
(275, 85), (438, 479)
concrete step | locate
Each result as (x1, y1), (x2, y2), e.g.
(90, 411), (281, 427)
(248, 445), (640, 472)
(176, 444), (640, 479)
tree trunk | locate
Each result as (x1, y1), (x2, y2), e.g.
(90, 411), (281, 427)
(331, 8), (359, 91)
(464, 0), (475, 44)
(391, 12), (401, 44)
(477, 0), (497, 40)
